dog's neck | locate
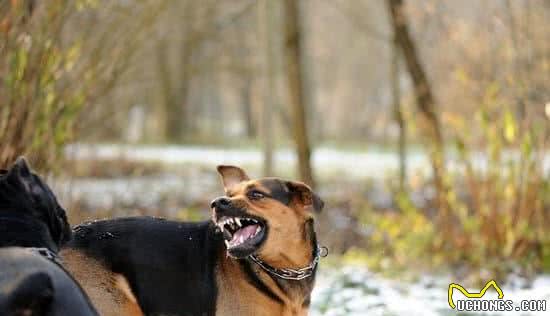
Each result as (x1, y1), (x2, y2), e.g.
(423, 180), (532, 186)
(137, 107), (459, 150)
(254, 219), (317, 270)
(0, 214), (57, 252)
(214, 226), (317, 316)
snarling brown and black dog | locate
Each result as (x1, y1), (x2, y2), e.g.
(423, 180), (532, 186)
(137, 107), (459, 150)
(62, 165), (324, 316)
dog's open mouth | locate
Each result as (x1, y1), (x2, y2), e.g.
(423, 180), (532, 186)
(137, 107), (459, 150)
(216, 216), (267, 258)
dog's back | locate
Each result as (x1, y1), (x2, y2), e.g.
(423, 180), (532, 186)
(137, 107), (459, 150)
(63, 216), (220, 316)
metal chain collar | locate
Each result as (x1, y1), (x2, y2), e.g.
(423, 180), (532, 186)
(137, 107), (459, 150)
(249, 245), (328, 281)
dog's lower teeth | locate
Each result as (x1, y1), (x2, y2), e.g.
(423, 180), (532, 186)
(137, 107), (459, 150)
(219, 217), (265, 249)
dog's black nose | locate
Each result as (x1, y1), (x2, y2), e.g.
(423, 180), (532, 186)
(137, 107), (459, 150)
(210, 197), (231, 209)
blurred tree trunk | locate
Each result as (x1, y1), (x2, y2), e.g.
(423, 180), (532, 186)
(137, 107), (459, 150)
(157, 0), (212, 143)
(283, 0), (315, 187)
(386, 0), (445, 211)
(175, 37), (193, 140)
(391, 36), (407, 192)
(505, 0), (526, 122)
(240, 79), (256, 138)
(155, 38), (190, 143)
(156, 39), (175, 141)
(260, 0), (275, 176)
(204, 70), (224, 137)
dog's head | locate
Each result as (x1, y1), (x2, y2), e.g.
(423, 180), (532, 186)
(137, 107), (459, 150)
(0, 157), (71, 251)
(211, 165), (323, 266)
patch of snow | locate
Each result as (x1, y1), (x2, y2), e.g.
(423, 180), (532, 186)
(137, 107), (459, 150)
(65, 143), (550, 180)
(311, 266), (550, 316)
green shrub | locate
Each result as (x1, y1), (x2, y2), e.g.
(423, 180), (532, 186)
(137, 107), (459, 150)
(0, 0), (162, 170)
(362, 86), (549, 276)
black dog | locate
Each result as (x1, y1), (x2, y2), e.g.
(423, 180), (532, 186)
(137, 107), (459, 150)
(0, 158), (71, 251)
(64, 165), (324, 316)
(0, 157), (98, 316)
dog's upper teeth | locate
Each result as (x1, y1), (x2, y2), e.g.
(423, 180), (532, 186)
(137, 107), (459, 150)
(235, 218), (242, 227)
(224, 240), (230, 247)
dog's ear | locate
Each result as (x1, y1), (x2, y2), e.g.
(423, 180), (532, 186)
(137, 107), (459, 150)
(6, 156), (34, 191)
(3, 272), (54, 316)
(14, 156), (32, 175)
(285, 180), (324, 213)
(217, 165), (250, 190)
(8, 156), (32, 178)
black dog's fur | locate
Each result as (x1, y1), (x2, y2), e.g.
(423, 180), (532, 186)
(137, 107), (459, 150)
(70, 217), (223, 315)
(0, 158), (71, 252)
(0, 157), (98, 316)
(0, 248), (99, 316)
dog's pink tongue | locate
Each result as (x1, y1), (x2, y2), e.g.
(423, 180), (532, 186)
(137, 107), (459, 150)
(231, 224), (259, 243)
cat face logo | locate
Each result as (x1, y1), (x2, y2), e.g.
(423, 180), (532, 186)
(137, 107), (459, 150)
(448, 280), (504, 309)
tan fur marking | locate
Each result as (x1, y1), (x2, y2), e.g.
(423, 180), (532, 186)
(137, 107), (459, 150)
(60, 248), (143, 316)
(215, 253), (309, 316)
(114, 274), (138, 303)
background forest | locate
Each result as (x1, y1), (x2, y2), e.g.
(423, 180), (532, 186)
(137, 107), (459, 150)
(1, 0), (549, 314)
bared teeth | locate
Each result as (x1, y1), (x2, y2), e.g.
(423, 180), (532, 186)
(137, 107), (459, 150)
(218, 217), (260, 228)
(218, 217), (265, 249)
(225, 224), (264, 249)
(223, 229), (232, 241)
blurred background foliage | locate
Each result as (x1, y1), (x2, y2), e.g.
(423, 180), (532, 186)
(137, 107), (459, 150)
(0, 0), (163, 169)
(1, 0), (549, 280)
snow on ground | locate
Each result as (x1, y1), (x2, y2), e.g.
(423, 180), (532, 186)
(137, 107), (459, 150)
(64, 143), (431, 179)
(53, 172), (215, 212)
(311, 266), (550, 316)
(65, 143), (550, 180)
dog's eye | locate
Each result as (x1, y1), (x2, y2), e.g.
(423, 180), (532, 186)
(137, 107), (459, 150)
(248, 190), (265, 200)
